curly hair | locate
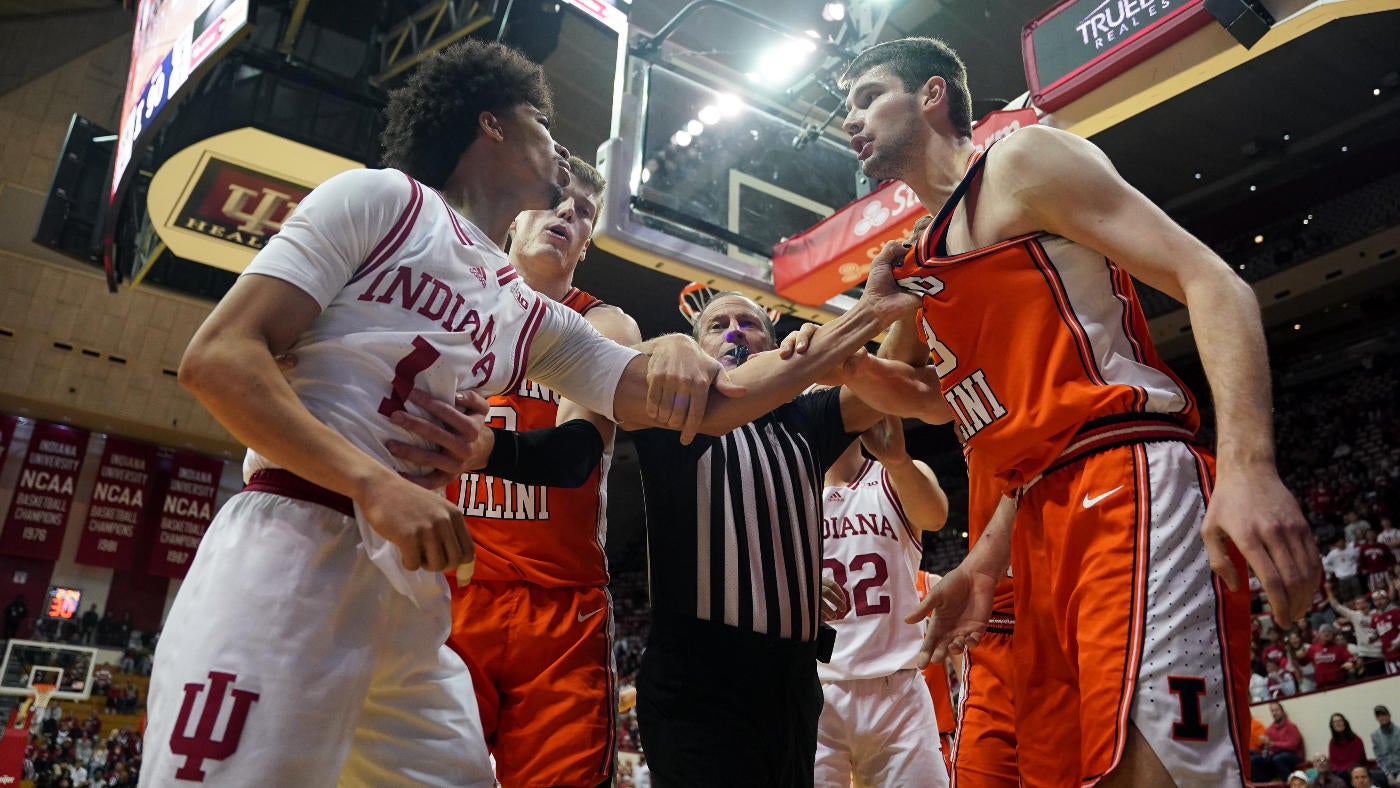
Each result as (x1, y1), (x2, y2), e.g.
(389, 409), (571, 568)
(380, 39), (554, 188)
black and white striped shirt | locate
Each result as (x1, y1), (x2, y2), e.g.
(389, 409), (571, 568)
(630, 388), (856, 642)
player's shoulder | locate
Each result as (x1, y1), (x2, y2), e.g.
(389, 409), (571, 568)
(582, 303), (642, 344)
(984, 125), (1107, 182)
(316, 167), (418, 203)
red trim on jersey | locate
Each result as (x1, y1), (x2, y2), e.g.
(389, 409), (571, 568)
(349, 174), (423, 285)
(498, 271), (519, 287)
(504, 296), (548, 395)
(878, 465), (921, 546)
(434, 190), (474, 246)
(244, 468), (354, 518)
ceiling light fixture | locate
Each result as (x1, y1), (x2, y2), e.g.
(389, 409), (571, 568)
(822, 2), (846, 21)
(698, 104), (722, 125)
(672, 130), (692, 147)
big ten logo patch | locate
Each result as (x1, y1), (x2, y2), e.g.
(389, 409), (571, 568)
(169, 671), (261, 780)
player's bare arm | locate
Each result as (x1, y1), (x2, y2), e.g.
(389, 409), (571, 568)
(179, 274), (474, 573)
(560, 304), (644, 447)
(907, 494), (1014, 667)
(614, 240), (920, 438)
(860, 415), (948, 534)
(988, 125), (1318, 625)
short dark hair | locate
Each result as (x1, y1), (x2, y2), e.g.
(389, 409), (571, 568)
(380, 39), (554, 188)
(568, 155), (606, 197)
(839, 37), (973, 139)
(691, 291), (775, 345)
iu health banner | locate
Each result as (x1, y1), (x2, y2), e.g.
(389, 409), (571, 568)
(75, 436), (157, 570)
(147, 451), (223, 578)
(0, 422), (91, 560)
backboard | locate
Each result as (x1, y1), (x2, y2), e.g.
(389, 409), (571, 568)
(0, 640), (98, 701)
(594, 45), (865, 324)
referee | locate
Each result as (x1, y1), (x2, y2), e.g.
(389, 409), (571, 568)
(476, 245), (945, 785)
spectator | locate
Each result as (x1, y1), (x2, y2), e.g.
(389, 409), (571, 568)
(1374, 589), (1400, 676)
(1313, 753), (1351, 788)
(1373, 705), (1400, 786)
(1347, 511), (1375, 547)
(5, 594), (27, 639)
(1378, 518), (1400, 562)
(1327, 537), (1365, 603)
(1267, 660), (1300, 698)
(1265, 701), (1306, 779)
(1309, 625), (1359, 689)
(1327, 584), (1383, 675)
(1287, 769), (1310, 788)
(1350, 765), (1375, 787)
(1330, 713), (1369, 776)
(1289, 630), (1319, 692)
(1360, 531), (1397, 593)
(78, 606), (98, 645)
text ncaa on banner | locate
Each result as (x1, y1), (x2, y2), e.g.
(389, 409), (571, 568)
(76, 436), (157, 571)
(0, 422), (91, 560)
(148, 452), (223, 578)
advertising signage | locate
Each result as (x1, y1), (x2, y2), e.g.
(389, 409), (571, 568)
(1023, 0), (1214, 111)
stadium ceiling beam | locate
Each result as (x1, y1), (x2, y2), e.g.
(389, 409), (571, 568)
(371, 0), (496, 87)
(276, 0), (312, 55)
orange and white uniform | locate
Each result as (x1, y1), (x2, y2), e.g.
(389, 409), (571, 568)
(916, 570), (958, 777)
(897, 147), (1250, 787)
(445, 287), (617, 788)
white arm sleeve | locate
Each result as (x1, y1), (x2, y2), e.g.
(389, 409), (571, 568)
(243, 168), (413, 309)
(527, 299), (641, 423)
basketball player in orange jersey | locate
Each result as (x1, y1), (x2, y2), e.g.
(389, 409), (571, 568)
(440, 156), (631, 788)
(915, 570), (958, 776)
(838, 37), (1320, 786)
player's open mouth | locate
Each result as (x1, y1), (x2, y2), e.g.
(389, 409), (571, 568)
(851, 135), (872, 161)
(546, 224), (571, 243)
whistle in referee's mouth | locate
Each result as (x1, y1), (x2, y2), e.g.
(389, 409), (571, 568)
(722, 345), (750, 367)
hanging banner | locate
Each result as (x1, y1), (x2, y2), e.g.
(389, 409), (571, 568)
(75, 437), (157, 571)
(147, 452), (223, 578)
(0, 415), (16, 468)
(0, 423), (91, 560)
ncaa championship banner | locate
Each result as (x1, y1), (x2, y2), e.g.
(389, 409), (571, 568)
(75, 436), (158, 571)
(0, 422), (91, 560)
(147, 452), (223, 578)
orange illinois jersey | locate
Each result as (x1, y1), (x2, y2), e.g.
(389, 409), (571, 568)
(445, 287), (611, 587)
(900, 147), (1198, 496)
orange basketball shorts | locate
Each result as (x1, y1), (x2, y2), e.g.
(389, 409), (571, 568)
(951, 622), (1019, 788)
(447, 579), (615, 788)
(1010, 441), (1250, 786)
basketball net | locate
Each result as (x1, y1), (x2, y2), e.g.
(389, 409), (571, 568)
(31, 684), (57, 716)
(677, 282), (782, 328)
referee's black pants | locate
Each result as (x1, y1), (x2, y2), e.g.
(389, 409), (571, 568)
(636, 614), (823, 788)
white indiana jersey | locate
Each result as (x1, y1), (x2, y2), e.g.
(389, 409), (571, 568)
(818, 459), (925, 682)
(241, 168), (639, 606)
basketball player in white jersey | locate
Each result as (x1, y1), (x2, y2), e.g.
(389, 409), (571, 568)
(143, 39), (924, 787)
(816, 414), (950, 787)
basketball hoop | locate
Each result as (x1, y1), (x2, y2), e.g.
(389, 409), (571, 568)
(31, 683), (57, 715)
(677, 282), (782, 328)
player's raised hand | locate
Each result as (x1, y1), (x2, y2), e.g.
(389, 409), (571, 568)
(777, 322), (820, 358)
(385, 387), (493, 490)
(906, 564), (996, 668)
(858, 240), (921, 324)
(643, 333), (746, 445)
(1201, 464), (1319, 626)
(359, 472), (474, 573)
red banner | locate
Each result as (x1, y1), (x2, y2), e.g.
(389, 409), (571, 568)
(0, 415), (16, 467)
(772, 108), (1041, 307)
(0, 423), (91, 560)
(147, 452), (224, 578)
(75, 436), (157, 570)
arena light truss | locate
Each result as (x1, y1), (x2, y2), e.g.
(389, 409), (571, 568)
(372, 0), (500, 87)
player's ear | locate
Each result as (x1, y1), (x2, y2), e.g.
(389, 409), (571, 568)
(920, 76), (946, 110)
(479, 111), (505, 143)
(578, 238), (590, 262)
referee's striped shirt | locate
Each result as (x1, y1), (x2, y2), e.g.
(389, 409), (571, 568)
(630, 387), (856, 642)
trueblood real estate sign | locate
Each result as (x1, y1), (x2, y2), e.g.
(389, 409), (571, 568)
(75, 436), (157, 570)
(0, 422), (91, 560)
(148, 452), (223, 578)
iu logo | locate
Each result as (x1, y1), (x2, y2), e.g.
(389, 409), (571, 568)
(169, 671), (260, 780)
(220, 185), (298, 235)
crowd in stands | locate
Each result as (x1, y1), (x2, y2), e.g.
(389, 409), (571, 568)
(23, 705), (142, 787)
(1250, 702), (1400, 786)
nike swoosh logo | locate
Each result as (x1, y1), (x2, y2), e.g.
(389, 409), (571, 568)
(577, 607), (606, 623)
(1082, 486), (1125, 509)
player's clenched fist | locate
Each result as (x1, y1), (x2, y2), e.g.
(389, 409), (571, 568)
(360, 473), (474, 572)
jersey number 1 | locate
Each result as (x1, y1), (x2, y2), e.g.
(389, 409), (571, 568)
(379, 336), (442, 417)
